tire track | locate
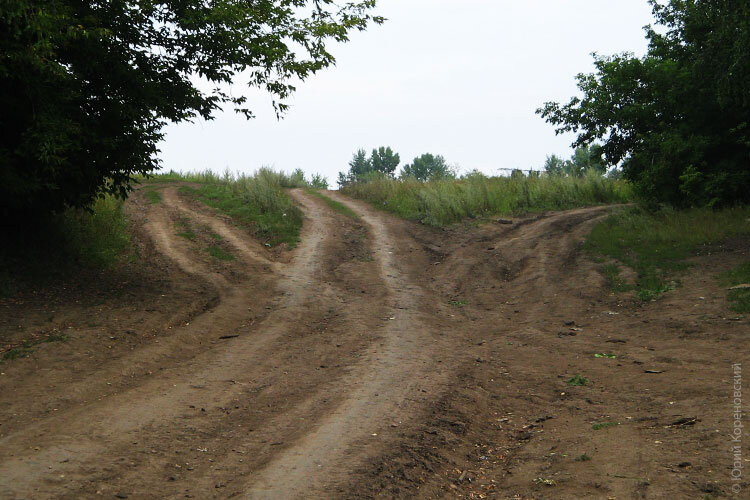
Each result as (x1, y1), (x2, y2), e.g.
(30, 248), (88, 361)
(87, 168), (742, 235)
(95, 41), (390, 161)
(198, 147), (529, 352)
(0, 188), (334, 498)
(243, 191), (443, 499)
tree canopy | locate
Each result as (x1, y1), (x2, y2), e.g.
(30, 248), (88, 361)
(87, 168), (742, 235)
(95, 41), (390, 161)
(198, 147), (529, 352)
(0, 0), (382, 219)
(338, 146), (400, 186)
(400, 153), (455, 181)
(543, 145), (607, 177)
(538, 0), (750, 207)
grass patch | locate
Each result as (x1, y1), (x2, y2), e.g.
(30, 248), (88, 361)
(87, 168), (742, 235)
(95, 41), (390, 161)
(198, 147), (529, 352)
(1, 196), (132, 295)
(305, 188), (359, 219)
(341, 171), (631, 226)
(174, 168), (304, 248)
(566, 374), (588, 386)
(719, 261), (750, 313)
(177, 231), (196, 241)
(600, 263), (634, 292)
(586, 206), (750, 300)
(594, 353), (617, 359)
(575, 453), (592, 462)
(450, 299), (467, 307)
(144, 189), (162, 204)
(592, 421), (620, 430)
(207, 246), (234, 261)
(1, 333), (69, 362)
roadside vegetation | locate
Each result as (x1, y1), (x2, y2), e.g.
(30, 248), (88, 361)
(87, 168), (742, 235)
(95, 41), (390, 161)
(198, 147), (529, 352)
(342, 170), (630, 226)
(153, 168), (327, 248)
(586, 206), (750, 301)
(0, 196), (132, 296)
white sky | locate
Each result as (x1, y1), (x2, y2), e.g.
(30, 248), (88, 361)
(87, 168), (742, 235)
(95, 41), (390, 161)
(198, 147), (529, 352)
(159, 0), (655, 182)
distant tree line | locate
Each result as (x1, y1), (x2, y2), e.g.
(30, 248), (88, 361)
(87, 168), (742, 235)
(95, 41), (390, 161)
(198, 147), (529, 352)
(338, 147), (456, 187)
(339, 143), (620, 187)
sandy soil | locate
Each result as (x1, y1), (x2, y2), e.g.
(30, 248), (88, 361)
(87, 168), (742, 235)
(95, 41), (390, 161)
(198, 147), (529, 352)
(0, 185), (747, 499)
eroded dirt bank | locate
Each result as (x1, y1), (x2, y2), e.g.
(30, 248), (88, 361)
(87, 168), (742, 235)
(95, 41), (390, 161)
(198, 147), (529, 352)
(0, 186), (747, 499)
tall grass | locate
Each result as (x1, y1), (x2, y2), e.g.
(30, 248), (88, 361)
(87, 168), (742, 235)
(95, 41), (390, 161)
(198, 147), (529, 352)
(169, 168), (305, 247)
(341, 171), (631, 226)
(146, 167), (318, 189)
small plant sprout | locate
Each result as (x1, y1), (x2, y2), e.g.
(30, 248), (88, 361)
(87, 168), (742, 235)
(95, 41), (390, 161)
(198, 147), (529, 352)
(566, 374), (588, 386)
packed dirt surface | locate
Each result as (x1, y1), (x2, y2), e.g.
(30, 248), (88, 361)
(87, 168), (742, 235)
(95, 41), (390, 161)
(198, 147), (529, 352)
(0, 184), (747, 499)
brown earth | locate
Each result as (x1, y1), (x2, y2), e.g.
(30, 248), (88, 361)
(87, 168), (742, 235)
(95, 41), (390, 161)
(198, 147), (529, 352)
(0, 185), (747, 499)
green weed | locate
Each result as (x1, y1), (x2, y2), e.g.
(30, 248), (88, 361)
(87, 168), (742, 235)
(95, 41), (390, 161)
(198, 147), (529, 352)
(450, 300), (467, 307)
(592, 422), (620, 430)
(594, 353), (617, 359)
(566, 374), (588, 386)
(575, 453), (592, 461)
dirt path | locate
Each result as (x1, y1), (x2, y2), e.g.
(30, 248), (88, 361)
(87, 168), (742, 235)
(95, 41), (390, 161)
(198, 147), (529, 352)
(1, 187), (747, 499)
(244, 191), (445, 498)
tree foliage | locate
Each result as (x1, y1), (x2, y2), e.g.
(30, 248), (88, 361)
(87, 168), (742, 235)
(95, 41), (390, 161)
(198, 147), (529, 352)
(338, 146), (399, 186)
(400, 153), (455, 181)
(538, 0), (750, 207)
(0, 0), (382, 218)
(370, 146), (400, 176)
(544, 145), (606, 177)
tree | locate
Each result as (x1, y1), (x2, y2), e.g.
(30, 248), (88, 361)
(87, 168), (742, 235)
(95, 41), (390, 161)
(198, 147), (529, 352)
(338, 146), (401, 186)
(543, 155), (567, 176)
(310, 174), (329, 190)
(537, 0), (750, 207)
(0, 1), (382, 219)
(400, 153), (455, 181)
(370, 146), (400, 176)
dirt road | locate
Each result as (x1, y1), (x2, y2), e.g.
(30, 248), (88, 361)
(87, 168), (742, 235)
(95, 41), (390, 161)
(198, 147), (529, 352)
(0, 186), (747, 499)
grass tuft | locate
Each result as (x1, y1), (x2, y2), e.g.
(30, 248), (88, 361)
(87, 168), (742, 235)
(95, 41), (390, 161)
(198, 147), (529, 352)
(566, 374), (588, 386)
(592, 421), (620, 430)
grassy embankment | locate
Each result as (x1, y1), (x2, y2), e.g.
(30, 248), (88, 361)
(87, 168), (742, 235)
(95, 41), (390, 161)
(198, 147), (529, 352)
(586, 206), (750, 305)
(341, 172), (631, 226)
(149, 168), (307, 248)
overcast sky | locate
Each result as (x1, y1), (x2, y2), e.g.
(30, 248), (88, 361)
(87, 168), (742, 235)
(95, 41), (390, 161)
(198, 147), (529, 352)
(159, 0), (655, 183)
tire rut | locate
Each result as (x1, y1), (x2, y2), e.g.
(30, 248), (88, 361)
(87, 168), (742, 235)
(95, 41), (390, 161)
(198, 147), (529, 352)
(243, 191), (443, 499)
(0, 187), (335, 498)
